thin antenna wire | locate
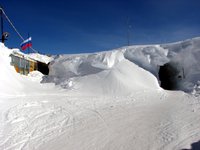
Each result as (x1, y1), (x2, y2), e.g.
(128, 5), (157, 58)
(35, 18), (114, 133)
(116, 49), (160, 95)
(0, 8), (24, 40)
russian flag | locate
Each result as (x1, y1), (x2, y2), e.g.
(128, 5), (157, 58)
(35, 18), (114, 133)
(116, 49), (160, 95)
(20, 37), (32, 51)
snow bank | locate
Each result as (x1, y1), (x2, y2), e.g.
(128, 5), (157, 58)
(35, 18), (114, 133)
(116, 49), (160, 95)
(123, 45), (169, 76)
(46, 48), (163, 96)
(28, 53), (52, 64)
(66, 59), (160, 96)
(46, 37), (200, 95)
(0, 43), (24, 95)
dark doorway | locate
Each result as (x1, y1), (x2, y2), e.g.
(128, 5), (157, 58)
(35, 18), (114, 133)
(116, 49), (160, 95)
(37, 62), (49, 75)
(158, 63), (181, 90)
(182, 140), (200, 150)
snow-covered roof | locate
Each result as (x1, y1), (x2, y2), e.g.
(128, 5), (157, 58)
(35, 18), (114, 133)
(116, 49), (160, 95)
(7, 48), (52, 64)
(10, 51), (37, 62)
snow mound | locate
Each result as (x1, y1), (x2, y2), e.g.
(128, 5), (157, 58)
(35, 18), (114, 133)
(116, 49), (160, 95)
(68, 59), (160, 96)
(28, 71), (44, 82)
(46, 48), (162, 96)
(49, 50), (124, 79)
(46, 37), (200, 95)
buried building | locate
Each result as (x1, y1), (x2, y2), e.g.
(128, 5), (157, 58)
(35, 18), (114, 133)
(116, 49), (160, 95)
(10, 51), (49, 75)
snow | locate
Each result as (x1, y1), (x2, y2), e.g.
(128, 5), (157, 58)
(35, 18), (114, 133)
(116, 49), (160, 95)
(0, 37), (200, 150)
(28, 53), (52, 64)
(47, 50), (160, 96)
(123, 45), (169, 76)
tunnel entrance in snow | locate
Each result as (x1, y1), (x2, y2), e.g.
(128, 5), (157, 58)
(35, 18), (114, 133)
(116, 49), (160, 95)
(158, 63), (184, 90)
(37, 62), (49, 75)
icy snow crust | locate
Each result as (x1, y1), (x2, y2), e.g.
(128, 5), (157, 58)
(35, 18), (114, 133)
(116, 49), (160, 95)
(1, 38), (200, 150)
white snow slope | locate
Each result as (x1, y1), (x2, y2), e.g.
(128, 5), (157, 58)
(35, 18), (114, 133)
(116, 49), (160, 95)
(0, 37), (200, 150)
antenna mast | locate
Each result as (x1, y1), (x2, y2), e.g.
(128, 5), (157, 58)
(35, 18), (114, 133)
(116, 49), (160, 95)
(126, 17), (132, 46)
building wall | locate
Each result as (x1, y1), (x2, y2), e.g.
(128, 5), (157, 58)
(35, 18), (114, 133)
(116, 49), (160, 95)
(10, 54), (37, 75)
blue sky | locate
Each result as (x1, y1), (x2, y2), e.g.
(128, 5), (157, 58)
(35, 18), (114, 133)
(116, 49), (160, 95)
(1, 0), (200, 54)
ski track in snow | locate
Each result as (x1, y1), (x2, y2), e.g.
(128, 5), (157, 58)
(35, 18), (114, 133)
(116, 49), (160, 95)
(0, 96), (73, 150)
(0, 91), (200, 150)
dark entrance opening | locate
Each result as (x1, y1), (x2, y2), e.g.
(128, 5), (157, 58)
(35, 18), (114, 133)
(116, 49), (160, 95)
(182, 140), (200, 150)
(37, 62), (49, 75)
(158, 63), (181, 90)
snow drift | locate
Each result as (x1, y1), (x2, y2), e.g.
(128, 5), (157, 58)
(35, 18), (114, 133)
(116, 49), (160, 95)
(2, 37), (200, 96)
(45, 37), (200, 95)
(46, 50), (161, 96)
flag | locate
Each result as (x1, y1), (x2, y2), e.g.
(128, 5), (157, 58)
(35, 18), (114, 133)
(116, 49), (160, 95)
(20, 37), (32, 50)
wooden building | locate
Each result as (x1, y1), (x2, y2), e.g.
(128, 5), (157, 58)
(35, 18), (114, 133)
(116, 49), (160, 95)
(10, 52), (49, 75)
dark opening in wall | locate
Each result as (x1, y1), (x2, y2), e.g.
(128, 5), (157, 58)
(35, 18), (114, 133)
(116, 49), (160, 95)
(37, 62), (49, 75)
(158, 63), (182, 90)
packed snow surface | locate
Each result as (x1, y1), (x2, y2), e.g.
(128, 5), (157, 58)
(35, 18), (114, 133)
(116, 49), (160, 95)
(1, 37), (200, 150)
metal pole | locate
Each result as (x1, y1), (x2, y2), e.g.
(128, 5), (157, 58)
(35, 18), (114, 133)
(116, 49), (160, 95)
(0, 6), (3, 43)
